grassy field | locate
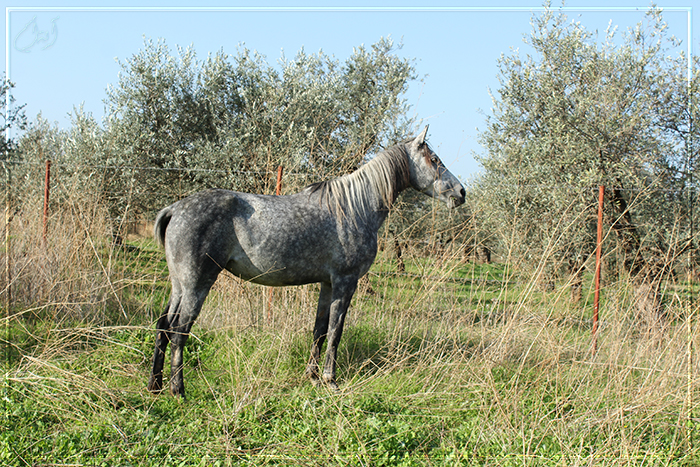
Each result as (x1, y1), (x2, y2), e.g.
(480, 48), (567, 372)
(3, 227), (700, 465)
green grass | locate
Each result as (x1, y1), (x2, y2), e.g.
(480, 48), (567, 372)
(3, 324), (696, 466)
(3, 240), (700, 465)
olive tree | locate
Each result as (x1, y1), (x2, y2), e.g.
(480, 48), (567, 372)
(473, 3), (698, 314)
(101, 37), (418, 218)
(0, 77), (27, 158)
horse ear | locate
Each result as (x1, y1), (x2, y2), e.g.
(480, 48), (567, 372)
(415, 125), (429, 145)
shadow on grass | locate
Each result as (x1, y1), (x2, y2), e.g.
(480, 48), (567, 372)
(336, 322), (482, 383)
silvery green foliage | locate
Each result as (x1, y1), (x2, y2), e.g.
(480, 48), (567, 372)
(13, 116), (63, 204)
(13, 108), (116, 218)
(474, 3), (699, 282)
(97, 37), (417, 218)
(0, 76), (27, 159)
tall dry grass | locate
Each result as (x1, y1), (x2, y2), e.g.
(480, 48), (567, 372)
(2, 186), (700, 464)
(2, 183), (125, 323)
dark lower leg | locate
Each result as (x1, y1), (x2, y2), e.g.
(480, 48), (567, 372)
(306, 283), (331, 383)
(169, 330), (189, 398)
(322, 318), (345, 388)
(321, 280), (355, 388)
(148, 312), (171, 393)
(305, 335), (325, 384)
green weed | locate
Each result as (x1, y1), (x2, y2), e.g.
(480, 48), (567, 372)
(3, 217), (700, 465)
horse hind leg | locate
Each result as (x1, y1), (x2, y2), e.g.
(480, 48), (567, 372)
(148, 273), (186, 394)
(168, 285), (215, 398)
(148, 294), (177, 394)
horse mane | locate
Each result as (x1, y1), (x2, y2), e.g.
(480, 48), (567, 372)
(305, 142), (412, 223)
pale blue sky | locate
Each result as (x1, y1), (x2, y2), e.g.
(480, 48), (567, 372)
(3, 1), (697, 180)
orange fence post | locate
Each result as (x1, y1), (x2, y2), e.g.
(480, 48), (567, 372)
(4, 162), (10, 312)
(267, 166), (284, 325)
(276, 166), (284, 196)
(592, 185), (604, 354)
(42, 160), (51, 243)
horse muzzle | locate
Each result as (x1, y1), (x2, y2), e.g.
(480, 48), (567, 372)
(448, 186), (466, 208)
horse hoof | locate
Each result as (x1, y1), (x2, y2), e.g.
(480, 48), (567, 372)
(170, 383), (186, 399)
(306, 371), (339, 391)
(305, 367), (322, 385)
(147, 376), (163, 394)
(321, 376), (340, 392)
(327, 380), (340, 392)
(309, 378), (323, 388)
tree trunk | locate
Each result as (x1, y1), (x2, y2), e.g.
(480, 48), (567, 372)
(568, 259), (583, 304)
(394, 234), (405, 273)
(476, 245), (491, 264)
(608, 186), (665, 325)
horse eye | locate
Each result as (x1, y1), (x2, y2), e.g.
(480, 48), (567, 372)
(430, 156), (438, 164)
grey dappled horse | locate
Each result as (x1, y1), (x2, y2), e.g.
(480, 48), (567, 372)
(147, 126), (465, 397)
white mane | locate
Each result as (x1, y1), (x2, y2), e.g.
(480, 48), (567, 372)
(306, 144), (412, 223)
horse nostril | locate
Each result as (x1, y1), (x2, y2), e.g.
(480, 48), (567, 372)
(460, 187), (466, 199)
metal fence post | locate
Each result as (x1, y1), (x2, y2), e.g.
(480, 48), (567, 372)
(42, 160), (51, 243)
(592, 185), (604, 354)
(266, 166), (284, 325)
(4, 161), (11, 312)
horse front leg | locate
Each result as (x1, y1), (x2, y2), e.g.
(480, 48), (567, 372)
(306, 282), (332, 385)
(321, 277), (358, 389)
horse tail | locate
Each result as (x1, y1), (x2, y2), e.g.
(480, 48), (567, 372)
(154, 205), (173, 248)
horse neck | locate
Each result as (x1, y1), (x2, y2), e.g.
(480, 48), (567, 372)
(353, 145), (410, 214)
(306, 145), (410, 229)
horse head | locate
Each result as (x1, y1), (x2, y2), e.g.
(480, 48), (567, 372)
(406, 125), (465, 208)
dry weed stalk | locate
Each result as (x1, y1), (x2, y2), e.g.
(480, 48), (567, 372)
(3, 186), (699, 463)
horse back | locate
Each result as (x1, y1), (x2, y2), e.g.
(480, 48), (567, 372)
(158, 188), (378, 287)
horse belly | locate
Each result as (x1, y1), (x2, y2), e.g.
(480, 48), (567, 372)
(225, 230), (332, 287)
